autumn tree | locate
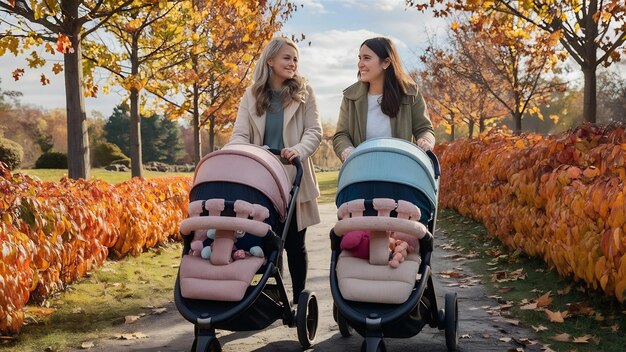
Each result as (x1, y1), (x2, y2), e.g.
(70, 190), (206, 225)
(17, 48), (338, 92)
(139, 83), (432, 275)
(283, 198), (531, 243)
(152, 0), (297, 163)
(84, 0), (188, 177)
(423, 13), (566, 134)
(407, 0), (626, 124)
(0, 0), (139, 179)
(415, 55), (506, 140)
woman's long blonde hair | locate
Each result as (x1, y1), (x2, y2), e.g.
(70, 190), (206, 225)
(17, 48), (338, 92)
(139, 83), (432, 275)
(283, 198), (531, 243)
(252, 37), (307, 116)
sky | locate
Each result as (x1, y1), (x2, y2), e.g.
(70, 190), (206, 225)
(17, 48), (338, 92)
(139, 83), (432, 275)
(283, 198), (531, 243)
(0, 0), (446, 123)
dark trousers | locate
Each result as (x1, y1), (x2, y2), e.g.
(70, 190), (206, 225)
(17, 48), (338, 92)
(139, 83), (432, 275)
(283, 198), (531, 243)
(280, 215), (308, 302)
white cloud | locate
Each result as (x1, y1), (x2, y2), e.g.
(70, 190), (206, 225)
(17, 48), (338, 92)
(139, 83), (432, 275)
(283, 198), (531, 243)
(335, 0), (405, 11)
(298, 0), (327, 13)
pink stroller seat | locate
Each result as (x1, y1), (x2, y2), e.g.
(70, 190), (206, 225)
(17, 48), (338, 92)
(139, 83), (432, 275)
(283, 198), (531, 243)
(334, 198), (429, 304)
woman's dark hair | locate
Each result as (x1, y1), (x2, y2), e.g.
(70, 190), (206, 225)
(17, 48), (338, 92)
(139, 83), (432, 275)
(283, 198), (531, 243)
(359, 37), (415, 118)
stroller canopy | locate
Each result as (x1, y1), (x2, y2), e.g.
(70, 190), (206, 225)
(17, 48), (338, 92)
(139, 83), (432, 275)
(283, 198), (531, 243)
(192, 144), (291, 221)
(336, 138), (438, 211)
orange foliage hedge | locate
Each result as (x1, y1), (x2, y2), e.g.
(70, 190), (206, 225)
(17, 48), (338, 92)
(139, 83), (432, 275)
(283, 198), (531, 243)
(0, 165), (190, 335)
(434, 124), (626, 303)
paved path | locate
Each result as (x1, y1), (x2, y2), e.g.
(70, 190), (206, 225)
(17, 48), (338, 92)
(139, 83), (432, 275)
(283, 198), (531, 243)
(69, 203), (545, 352)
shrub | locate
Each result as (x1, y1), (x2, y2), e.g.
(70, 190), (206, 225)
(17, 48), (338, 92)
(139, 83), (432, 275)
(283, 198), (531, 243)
(0, 137), (24, 170)
(35, 152), (68, 169)
(110, 158), (131, 167)
(92, 142), (129, 167)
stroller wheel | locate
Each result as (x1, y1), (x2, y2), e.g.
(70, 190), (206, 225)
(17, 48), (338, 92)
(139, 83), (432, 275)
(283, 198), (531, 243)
(190, 336), (221, 352)
(296, 290), (319, 348)
(336, 307), (353, 337)
(360, 339), (387, 352)
(444, 292), (459, 351)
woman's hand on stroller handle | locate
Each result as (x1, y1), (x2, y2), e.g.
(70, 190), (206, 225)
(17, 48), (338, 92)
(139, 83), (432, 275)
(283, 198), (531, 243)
(265, 147), (303, 187)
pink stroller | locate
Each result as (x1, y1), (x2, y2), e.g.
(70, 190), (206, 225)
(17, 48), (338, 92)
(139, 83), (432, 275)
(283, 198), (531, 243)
(174, 144), (319, 352)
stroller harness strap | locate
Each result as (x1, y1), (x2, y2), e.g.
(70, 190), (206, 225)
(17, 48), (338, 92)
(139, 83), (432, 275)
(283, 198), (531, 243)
(180, 216), (271, 237)
(334, 198), (430, 266)
(334, 217), (428, 239)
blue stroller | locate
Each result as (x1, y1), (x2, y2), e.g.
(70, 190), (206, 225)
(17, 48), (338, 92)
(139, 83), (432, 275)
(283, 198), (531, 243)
(329, 138), (458, 351)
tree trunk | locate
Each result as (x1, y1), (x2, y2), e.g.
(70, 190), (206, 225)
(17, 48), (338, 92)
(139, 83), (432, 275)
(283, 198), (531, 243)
(129, 34), (143, 178)
(468, 120), (474, 138)
(479, 115), (485, 133)
(582, 0), (598, 124)
(192, 51), (201, 164)
(513, 111), (522, 135)
(193, 81), (201, 164)
(209, 114), (215, 152)
(64, 28), (90, 179)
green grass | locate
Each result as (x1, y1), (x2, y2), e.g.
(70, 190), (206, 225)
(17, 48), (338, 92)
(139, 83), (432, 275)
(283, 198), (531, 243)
(0, 243), (183, 352)
(436, 208), (626, 352)
(16, 168), (193, 184)
(316, 170), (338, 204)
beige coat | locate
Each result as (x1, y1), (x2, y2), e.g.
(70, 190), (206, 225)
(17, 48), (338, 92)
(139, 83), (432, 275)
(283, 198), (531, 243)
(333, 81), (435, 158)
(227, 84), (322, 231)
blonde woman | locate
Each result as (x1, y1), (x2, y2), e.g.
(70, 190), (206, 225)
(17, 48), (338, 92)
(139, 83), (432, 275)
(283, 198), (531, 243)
(228, 37), (322, 303)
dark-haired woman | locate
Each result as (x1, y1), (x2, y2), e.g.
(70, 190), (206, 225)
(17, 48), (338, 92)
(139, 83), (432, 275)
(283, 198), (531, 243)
(333, 37), (435, 162)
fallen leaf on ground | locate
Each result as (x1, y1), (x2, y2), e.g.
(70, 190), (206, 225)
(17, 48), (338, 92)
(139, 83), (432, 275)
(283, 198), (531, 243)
(80, 341), (94, 349)
(551, 333), (570, 342)
(439, 271), (465, 278)
(152, 307), (167, 314)
(499, 337), (512, 342)
(545, 309), (567, 323)
(521, 302), (538, 310)
(116, 332), (148, 340)
(461, 334), (471, 339)
(573, 335), (592, 343)
(536, 291), (553, 308)
(125, 315), (140, 324)
(532, 325), (548, 332)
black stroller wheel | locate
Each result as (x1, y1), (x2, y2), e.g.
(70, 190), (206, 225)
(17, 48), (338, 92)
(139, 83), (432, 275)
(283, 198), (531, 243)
(360, 339), (386, 352)
(190, 337), (221, 352)
(296, 290), (319, 348)
(336, 307), (353, 337)
(444, 292), (459, 351)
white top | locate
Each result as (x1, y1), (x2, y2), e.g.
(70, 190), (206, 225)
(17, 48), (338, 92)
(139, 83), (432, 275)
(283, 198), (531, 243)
(366, 94), (392, 140)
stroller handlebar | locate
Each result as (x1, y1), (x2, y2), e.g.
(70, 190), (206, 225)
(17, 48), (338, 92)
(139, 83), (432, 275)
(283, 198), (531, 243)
(267, 148), (304, 188)
(425, 150), (440, 179)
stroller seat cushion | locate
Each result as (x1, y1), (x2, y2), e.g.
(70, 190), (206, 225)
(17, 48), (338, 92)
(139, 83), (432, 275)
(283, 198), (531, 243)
(179, 254), (264, 301)
(336, 251), (421, 304)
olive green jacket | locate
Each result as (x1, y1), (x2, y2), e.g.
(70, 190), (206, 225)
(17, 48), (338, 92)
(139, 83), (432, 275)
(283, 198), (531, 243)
(332, 81), (436, 158)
